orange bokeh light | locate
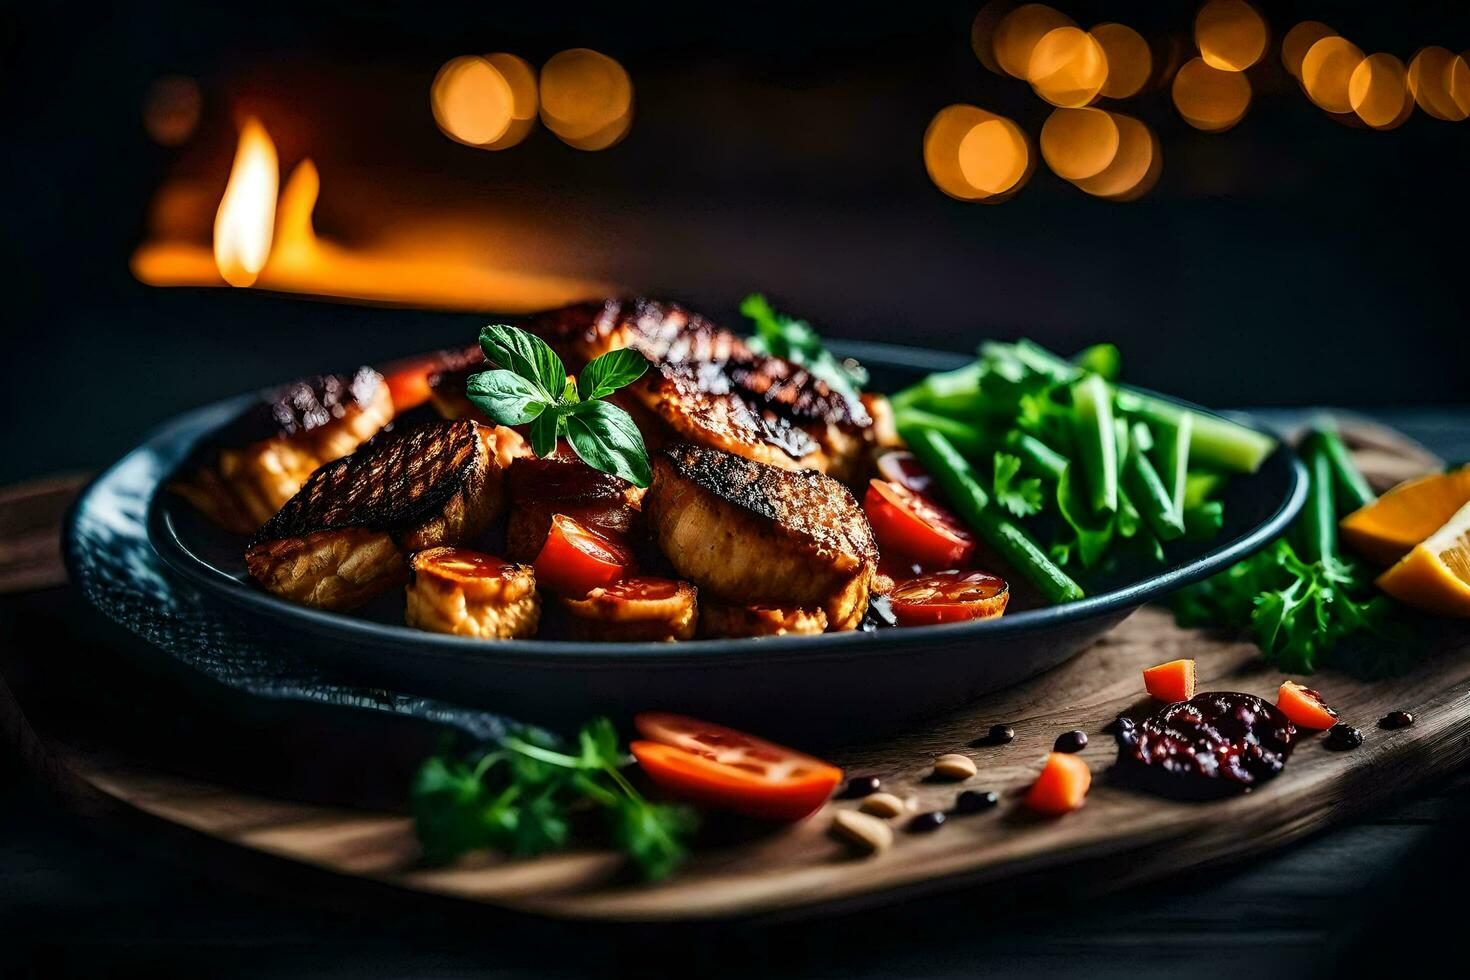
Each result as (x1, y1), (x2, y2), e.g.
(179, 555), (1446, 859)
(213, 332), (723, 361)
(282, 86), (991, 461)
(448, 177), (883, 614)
(431, 55), (516, 147)
(1040, 107), (1119, 181)
(1073, 112), (1160, 201)
(1194, 0), (1267, 72)
(539, 48), (634, 151)
(1349, 54), (1412, 130)
(1302, 36), (1365, 114)
(1092, 23), (1152, 99)
(993, 4), (1075, 80)
(1408, 46), (1469, 122)
(1172, 57), (1252, 131)
(1027, 27), (1108, 107)
(970, 1), (1016, 75)
(925, 104), (1031, 202)
(1282, 21), (1335, 81)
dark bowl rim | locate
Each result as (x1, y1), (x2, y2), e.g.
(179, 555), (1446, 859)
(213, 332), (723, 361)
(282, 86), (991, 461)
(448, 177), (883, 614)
(87, 338), (1304, 669)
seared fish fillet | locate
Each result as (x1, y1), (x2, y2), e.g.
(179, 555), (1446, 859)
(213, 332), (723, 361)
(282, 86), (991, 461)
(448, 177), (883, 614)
(174, 367), (394, 533)
(426, 352), (531, 471)
(504, 454), (641, 563)
(405, 547), (540, 639)
(245, 420), (496, 610)
(643, 444), (878, 631)
(524, 299), (874, 482)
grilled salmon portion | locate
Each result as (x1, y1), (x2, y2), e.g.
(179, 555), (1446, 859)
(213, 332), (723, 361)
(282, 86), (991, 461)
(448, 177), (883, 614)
(504, 453), (641, 563)
(524, 299), (875, 482)
(174, 367), (394, 533)
(425, 352), (532, 471)
(245, 420), (497, 610)
(643, 444), (878, 631)
(405, 547), (540, 639)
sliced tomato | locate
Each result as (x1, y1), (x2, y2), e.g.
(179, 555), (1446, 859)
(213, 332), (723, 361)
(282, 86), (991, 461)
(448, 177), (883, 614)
(631, 712), (843, 822)
(863, 478), (974, 568)
(532, 514), (635, 595)
(888, 570), (1009, 626)
(380, 354), (450, 413)
(876, 450), (935, 496)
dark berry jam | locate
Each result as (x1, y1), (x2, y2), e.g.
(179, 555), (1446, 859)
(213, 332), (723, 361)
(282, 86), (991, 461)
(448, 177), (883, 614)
(1325, 724), (1364, 750)
(1054, 730), (1089, 753)
(1114, 692), (1298, 799)
(1379, 710), (1414, 730)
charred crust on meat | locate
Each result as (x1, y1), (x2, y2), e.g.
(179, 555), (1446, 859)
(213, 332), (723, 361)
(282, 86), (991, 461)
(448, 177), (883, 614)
(653, 444), (877, 563)
(250, 420), (486, 546)
(215, 366), (385, 447)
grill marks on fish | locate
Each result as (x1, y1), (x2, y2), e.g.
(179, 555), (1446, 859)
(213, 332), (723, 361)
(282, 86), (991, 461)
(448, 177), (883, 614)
(524, 298), (872, 477)
(174, 367), (394, 533)
(504, 453), (641, 563)
(644, 444), (877, 631)
(245, 420), (498, 610)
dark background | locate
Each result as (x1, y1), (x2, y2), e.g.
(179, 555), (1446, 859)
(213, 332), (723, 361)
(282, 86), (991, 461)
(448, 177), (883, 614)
(2, 1), (1467, 485)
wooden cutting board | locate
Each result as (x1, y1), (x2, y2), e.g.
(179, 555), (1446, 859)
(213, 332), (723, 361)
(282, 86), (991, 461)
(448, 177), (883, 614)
(19, 419), (1470, 921)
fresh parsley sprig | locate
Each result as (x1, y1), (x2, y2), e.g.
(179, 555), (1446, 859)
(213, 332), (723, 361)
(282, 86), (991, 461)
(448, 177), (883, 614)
(411, 718), (698, 880)
(739, 293), (867, 403)
(466, 324), (652, 487)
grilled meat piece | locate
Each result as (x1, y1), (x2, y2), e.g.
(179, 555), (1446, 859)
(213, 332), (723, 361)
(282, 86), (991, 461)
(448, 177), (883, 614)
(557, 576), (698, 642)
(698, 602), (828, 638)
(174, 367), (394, 533)
(425, 352), (532, 471)
(524, 299), (874, 482)
(245, 420), (497, 610)
(504, 453), (641, 563)
(643, 444), (878, 631)
(405, 547), (540, 639)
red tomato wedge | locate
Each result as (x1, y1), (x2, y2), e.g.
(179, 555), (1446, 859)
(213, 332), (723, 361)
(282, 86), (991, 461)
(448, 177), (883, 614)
(380, 355), (449, 412)
(631, 712), (844, 822)
(863, 479), (975, 568)
(888, 570), (1009, 626)
(876, 450), (935, 496)
(533, 514), (635, 596)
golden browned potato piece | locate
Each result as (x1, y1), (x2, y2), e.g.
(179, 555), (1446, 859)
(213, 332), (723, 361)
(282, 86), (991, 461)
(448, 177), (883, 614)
(557, 576), (697, 642)
(698, 601), (827, 638)
(245, 420), (496, 611)
(643, 444), (878, 631)
(174, 367), (394, 533)
(405, 547), (540, 639)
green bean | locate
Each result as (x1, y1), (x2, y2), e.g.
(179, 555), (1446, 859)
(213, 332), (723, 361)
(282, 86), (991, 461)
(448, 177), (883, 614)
(1114, 391), (1276, 474)
(891, 407), (988, 458)
(1124, 423), (1186, 542)
(1072, 374), (1118, 515)
(902, 427), (1085, 603)
(1153, 412), (1192, 516)
(1005, 430), (1068, 482)
(1312, 425), (1375, 512)
(1298, 433), (1339, 564)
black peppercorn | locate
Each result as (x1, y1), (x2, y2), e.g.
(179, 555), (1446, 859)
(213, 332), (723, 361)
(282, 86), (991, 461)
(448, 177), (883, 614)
(953, 789), (999, 814)
(908, 811), (947, 833)
(974, 723), (1014, 747)
(1324, 724), (1364, 751)
(840, 775), (882, 799)
(1379, 710), (1414, 730)
(1054, 730), (1089, 753)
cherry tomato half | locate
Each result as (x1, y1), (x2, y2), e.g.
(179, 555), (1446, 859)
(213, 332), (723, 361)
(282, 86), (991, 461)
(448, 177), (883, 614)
(888, 569), (1009, 626)
(631, 712), (844, 822)
(863, 479), (975, 568)
(533, 514), (635, 595)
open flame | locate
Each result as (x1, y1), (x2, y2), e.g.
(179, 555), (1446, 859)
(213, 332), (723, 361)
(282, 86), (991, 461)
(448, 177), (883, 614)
(132, 119), (614, 310)
(212, 118), (278, 286)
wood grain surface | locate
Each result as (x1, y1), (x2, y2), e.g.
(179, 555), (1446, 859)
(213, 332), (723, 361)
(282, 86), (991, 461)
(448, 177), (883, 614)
(21, 423), (1470, 922)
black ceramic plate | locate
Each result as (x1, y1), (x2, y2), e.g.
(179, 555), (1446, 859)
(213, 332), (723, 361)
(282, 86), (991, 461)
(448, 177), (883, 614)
(111, 341), (1302, 739)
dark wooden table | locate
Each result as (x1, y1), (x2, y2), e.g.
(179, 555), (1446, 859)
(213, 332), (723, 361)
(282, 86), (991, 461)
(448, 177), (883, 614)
(2, 407), (1467, 980)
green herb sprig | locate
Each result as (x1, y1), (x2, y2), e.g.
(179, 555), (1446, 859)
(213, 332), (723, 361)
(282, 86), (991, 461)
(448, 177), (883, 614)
(740, 293), (867, 403)
(411, 718), (697, 880)
(466, 324), (652, 487)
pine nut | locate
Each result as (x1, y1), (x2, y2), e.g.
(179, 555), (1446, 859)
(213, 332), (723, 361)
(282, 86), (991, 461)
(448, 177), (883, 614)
(830, 809), (893, 854)
(859, 792), (907, 819)
(932, 753), (977, 780)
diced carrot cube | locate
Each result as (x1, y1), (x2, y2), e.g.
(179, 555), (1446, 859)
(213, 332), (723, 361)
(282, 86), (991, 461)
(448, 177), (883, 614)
(1275, 681), (1339, 730)
(1023, 752), (1092, 815)
(1142, 658), (1196, 702)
